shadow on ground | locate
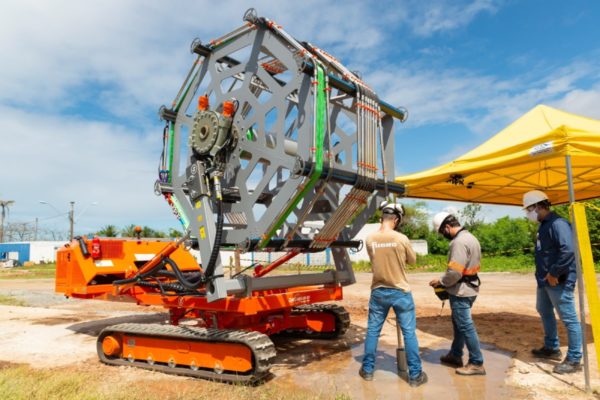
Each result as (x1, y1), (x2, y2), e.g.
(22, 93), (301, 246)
(67, 313), (168, 336)
(271, 324), (367, 370)
(417, 311), (593, 362)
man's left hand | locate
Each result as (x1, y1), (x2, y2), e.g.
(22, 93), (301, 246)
(545, 273), (559, 287)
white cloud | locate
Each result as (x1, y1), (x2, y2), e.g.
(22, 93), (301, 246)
(0, 105), (174, 235)
(368, 57), (600, 137)
(551, 83), (600, 119)
(407, 0), (499, 37)
(0, 1), (393, 115)
(0, 0), (501, 116)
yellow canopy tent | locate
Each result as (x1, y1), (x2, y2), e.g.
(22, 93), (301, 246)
(395, 104), (600, 392)
(395, 104), (600, 205)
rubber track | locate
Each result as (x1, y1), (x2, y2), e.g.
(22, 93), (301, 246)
(284, 304), (350, 339)
(97, 323), (276, 384)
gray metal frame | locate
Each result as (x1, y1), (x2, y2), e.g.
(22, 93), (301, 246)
(166, 21), (398, 301)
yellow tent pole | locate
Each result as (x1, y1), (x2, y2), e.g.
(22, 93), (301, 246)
(566, 155), (591, 392)
(572, 203), (600, 372)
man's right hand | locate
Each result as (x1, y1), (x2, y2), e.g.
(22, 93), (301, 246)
(429, 278), (441, 287)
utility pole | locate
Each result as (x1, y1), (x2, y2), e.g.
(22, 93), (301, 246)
(34, 217), (39, 241)
(40, 200), (96, 241)
(69, 201), (75, 241)
(0, 200), (15, 243)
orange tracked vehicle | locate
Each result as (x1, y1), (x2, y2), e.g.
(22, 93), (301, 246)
(56, 8), (407, 383)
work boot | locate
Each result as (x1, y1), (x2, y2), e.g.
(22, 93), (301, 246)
(553, 359), (582, 374)
(456, 363), (486, 376)
(408, 371), (428, 387)
(531, 346), (562, 361)
(358, 367), (373, 381)
(440, 352), (463, 368)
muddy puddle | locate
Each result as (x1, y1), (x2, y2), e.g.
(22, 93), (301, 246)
(274, 337), (524, 399)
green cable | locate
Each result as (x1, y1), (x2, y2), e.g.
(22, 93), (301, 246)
(166, 66), (200, 222)
(174, 67), (199, 112)
(167, 67), (199, 183)
(167, 122), (175, 183)
(257, 65), (327, 249)
(246, 127), (255, 141)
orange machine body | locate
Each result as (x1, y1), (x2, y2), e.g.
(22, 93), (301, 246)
(56, 238), (342, 334)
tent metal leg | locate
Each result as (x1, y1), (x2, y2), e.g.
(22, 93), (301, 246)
(566, 154), (591, 393)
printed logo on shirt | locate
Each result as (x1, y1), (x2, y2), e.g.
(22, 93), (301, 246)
(371, 242), (398, 252)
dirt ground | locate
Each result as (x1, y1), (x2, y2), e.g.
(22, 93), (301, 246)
(0, 273), (599, 399)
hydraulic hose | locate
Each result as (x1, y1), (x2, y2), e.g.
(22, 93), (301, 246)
(136, 280), (202, 296)
(113, 258), (170, 286)
(155, 270), (204, 281)
(203, 197), (224, 279)
(162, 256), (205, 290)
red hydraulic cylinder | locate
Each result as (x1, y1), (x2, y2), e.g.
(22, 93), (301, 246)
(253, 251), (300, 278)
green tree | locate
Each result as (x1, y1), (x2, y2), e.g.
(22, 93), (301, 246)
(367, 201), (429, 240)
(554, 199), (600, 260)
(400, 201), (429, 239)
(141, 226), (166, 238)
(460, 203), (484, 230)
(120, 224), (137, 238)
(168, 228), (184, 238)
(96, 225), (119, 237)
(367, 208), (382, 224)
(426, 230), (449, 254)
(473, 216), (534, 255)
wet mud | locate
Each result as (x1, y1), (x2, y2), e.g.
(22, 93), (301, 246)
(274, 335), (528, 399)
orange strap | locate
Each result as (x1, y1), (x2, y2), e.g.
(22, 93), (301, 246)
(448, 261), (465, 274)
(463, 265), (480, 276)
(448, 261), (480, 276)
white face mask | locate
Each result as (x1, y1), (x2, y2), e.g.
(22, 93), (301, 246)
(526, 210), (539, 223)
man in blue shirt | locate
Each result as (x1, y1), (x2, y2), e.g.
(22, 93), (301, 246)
(523, 190), (582, 374)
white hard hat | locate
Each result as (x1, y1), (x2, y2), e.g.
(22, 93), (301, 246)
(432, 211), (451, 233)
(380, 200), (404, 218)
(522, 190), (548, 209)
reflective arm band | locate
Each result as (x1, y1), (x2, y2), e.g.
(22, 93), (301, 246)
(447, 261), (465, 274)
(463, 265), (480, 276)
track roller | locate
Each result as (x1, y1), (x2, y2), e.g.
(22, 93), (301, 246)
(97, 323), (276, 384)
(282, 304), (350, 339)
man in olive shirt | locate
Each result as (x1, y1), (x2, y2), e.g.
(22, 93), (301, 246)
(429, 212), (485, 376)
(359, 202), (427, 387)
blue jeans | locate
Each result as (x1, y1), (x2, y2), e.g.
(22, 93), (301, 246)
(448, 295), (484, 365)
(536, 284), (582, 362)
(362, 287), (422, 379)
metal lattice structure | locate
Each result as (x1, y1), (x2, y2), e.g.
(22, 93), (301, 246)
(156, 8), (406, 301)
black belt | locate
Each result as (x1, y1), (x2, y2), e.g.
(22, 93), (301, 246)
(459, 274), (481, 288)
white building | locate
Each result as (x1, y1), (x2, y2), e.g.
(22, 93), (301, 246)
(0, 241), (66, 265)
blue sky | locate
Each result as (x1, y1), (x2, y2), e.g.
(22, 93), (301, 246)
(1, 0), (599, 238)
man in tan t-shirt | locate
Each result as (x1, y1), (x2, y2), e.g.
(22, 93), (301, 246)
(359, 202), (427, 387)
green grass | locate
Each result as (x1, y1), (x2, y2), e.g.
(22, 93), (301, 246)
(0, 294), (26, 306)
(278, 255), (539, 273)
(411, 254), (537, 273)
(0, 364), (350, 400)
(0, 365), (94, 400)
(0, 263), (56, 280)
